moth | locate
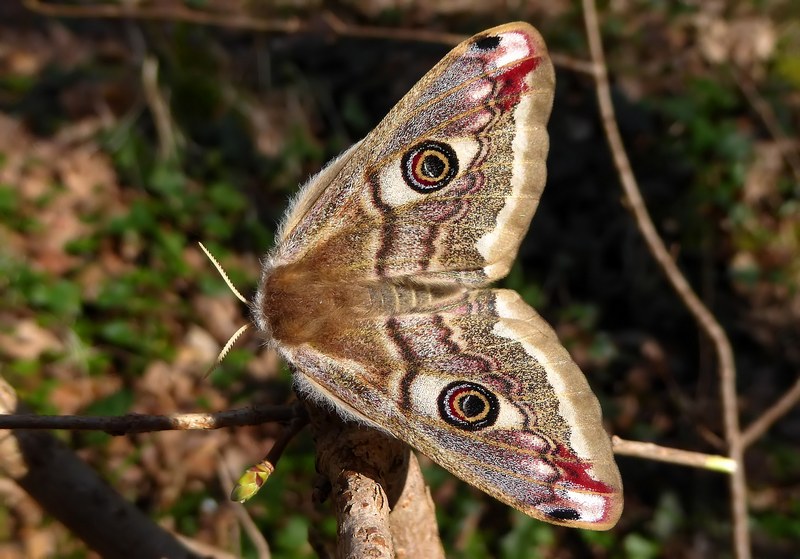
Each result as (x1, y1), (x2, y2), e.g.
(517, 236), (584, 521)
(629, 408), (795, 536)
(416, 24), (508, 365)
(249, 22), (623, 529)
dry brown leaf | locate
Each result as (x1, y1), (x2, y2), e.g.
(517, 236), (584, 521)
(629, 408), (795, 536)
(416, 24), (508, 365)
(245, 347), (280, 380)
(695, 14), (776, 71)
(31, 529), (61, 559)
(0, 112), (125, 275)
(182, 432), (228, 479)
(339, 0), (566, 20)
(0, 542), (27, 559)
(154, 431), (191, 506)
(0, 320), (63, 360)
(243, 96), (293, 158)
(136, 361), (182, 414)
(48, 375), (123, 415)
(193, 295), (247, 344)
(174, 326), (220, 370)
(56, 146), (117, 210)
(28, 210), (90, 275)
(743, 142), (784, 204)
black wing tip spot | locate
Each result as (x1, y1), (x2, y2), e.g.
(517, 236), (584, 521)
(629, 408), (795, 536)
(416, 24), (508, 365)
(547, 508), (581, 521)
(474, 35), (501, 51)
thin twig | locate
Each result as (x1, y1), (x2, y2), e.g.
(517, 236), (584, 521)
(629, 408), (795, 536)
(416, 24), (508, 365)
(0, 405), (297, 433)
(612, 436), (736, 472)
(580, 1), (750, 557)
(141, 55), (179, 160)
(256, 408), (308, 470)
(742, 376), (800, 448)
(549, 52), (597, 75)
(24, 0), (306, 33)
(25, 0), (595, 74)
(23, 1), (455, 43)
(319, 11), (464, 46)
(171, 534), (240, 559)
(231, 406), (309, 503)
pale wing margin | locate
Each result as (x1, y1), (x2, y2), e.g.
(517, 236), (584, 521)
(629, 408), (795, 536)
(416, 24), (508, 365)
(492, 289), (622, 489)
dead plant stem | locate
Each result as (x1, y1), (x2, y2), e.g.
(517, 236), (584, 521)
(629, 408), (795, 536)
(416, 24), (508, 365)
(581, 1), (750, 557)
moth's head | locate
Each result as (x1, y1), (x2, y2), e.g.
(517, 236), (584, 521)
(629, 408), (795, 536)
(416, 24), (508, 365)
(196, 241), (323, 375)
(251, 255), (278, 343)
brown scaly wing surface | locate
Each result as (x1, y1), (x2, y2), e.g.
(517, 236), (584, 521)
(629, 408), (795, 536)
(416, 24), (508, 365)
(267, 22), (554, 287)
(282, 288), (622, 530)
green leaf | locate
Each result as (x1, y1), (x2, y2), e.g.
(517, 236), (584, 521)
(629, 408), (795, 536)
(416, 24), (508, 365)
(29, 279), (82, 318)
(84, 389), (134, 416)
(98, 320), (138, 348)
(274, 516), (312, 557)
(650, 492), (684, 540)
(623, 532), (661, 559)
(500, 512), (555, 559)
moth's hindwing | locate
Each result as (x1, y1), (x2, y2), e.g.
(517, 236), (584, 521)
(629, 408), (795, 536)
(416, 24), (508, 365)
(283, 289), (623, 530)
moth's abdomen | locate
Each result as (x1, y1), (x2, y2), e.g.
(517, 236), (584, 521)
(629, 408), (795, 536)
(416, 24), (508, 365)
(367, 281), (465, 315)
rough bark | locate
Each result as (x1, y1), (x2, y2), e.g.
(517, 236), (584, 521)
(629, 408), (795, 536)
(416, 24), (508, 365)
(307, 403), (445, 559)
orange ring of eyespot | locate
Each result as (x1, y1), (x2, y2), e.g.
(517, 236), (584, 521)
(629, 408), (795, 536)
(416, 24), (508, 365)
(413, 149), (450, 182)
(401, 140), (458, 193)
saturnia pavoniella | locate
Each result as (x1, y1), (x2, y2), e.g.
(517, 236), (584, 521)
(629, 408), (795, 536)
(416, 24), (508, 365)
(214, 22), (623, 530)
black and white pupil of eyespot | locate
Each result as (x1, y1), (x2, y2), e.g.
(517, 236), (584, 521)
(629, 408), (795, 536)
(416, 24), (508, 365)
(460, 394), (485, 418)
(421, 154), (445, 179)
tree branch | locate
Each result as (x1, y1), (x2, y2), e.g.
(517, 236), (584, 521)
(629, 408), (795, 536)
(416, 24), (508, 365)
(306, 403), (445, 559)
(612, 436), (736, 472)
(0, 405), (296, 433)
(0, 376), (230, 559)
(23, 0), (596, 74)
(741, 375), (800, 448)
(580, 2), (750, 557)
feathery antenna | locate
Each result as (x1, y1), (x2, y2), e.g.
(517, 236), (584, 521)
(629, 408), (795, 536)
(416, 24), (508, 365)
(198, 242), (251, 376)
(198, 242), (249, 304)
